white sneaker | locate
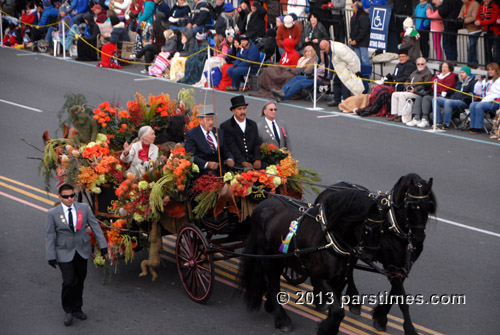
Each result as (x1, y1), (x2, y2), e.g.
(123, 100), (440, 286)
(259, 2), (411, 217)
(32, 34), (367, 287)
(417, 119), (430, 128)
(140, 69), (148, 74)
(406, 118), (419, 127)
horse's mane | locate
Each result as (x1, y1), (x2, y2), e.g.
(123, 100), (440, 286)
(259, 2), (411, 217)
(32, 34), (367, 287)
(321, 189), (377, 233)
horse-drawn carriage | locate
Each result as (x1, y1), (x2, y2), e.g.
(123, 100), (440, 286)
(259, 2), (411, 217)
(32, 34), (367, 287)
(41, 92), (437, 335)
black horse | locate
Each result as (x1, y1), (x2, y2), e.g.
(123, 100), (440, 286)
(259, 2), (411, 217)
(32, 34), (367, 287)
(238, 189), (386, 334)
(316, 173), (436, 335)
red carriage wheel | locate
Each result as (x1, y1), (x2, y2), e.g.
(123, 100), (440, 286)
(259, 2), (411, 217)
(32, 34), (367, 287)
(175, 224), (214, 303)
(282, 266), (308, 285)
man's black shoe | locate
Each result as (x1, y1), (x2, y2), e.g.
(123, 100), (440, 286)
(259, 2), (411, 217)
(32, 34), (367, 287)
(64, 313), (73, 326)
(72, 311), (87, 320)
(327, 101), (340, 107)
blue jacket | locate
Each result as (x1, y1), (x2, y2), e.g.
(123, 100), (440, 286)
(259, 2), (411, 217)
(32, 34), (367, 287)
(414, 2), (430, 30)
(139, 1), (155, 24)
(155, 1), (171, 18)
(38, 5), (59, 26)
(233, 41), (260, 69)
(70, 0), (89, 15)
(450, 75), (476, 104)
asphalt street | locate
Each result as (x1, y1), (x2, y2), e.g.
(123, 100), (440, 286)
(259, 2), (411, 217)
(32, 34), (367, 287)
(0, 47), (499, 335)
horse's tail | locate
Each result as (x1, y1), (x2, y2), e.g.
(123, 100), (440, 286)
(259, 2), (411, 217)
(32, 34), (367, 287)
(238, 226), (267, 311)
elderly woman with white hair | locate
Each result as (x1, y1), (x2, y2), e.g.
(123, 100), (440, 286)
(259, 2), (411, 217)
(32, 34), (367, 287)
(120, 126), (159, 176)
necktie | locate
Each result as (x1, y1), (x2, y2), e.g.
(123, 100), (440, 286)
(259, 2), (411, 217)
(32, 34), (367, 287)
(206, 131), (216, 152)
(68, 208), (74, 232)
(272, 121), (280, 146)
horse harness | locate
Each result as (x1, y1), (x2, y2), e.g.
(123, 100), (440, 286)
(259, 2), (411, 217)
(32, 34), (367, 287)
(385, 184), (432, 277)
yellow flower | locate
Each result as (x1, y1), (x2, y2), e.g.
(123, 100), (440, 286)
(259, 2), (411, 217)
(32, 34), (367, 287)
(138, 181), (149, 190)
(192, 163), (200, 173)
(223, 172), (233, 183)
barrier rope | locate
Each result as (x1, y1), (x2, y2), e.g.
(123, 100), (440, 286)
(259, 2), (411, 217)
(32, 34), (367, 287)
(0, 9), (59, 28)
(62, 20), (208, 66)
(436, 82), (483, 100)
(209, 46), (436, 86)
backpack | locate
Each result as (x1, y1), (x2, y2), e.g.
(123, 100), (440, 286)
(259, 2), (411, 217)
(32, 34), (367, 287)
(356, 85), (394, 117)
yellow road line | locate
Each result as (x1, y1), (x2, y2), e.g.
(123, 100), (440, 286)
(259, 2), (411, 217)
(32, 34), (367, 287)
(0, 180), (56, 206)
(0, 175), (58, 199)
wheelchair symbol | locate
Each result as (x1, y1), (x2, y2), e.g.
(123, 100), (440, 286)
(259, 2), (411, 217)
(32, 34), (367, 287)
(371, 8), (386, 30)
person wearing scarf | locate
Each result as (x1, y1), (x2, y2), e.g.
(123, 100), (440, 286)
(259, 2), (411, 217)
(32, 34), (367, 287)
(407, 61), (456, 128)
(469, 62), (500, 134)
(120, 125), (159, 176)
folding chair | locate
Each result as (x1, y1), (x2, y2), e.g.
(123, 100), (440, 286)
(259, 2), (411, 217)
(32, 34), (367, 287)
(242, 52), (266, 92)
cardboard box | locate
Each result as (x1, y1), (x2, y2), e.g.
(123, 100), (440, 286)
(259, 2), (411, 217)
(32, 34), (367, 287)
(121, 41), (135, 60)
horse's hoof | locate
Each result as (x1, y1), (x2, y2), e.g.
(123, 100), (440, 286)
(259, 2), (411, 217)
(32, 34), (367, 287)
(349, 304), (361, 315)
(373, 319), (387, 332)
(264, 298), (274, 313)
(279, 325), (293, 333)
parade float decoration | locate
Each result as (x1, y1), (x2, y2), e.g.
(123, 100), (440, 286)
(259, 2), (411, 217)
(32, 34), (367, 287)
(41, 90), (319, 281)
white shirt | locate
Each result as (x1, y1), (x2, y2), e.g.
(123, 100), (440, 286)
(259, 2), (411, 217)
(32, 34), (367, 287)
(287, 0), (306, 20)
(265, 118), (280, 141)
(203, 127), (218, 150)
(234, 117), (246, 133)
(61, 203), (76, 231)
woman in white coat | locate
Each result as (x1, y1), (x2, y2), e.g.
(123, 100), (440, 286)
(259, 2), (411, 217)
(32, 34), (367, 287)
(120, 126), (159, 176)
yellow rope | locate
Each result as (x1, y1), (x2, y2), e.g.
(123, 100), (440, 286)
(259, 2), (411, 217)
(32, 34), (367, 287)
(0, 9), (59, 28)
(436, 82), (482, 100)
(62, 20), (208, 65)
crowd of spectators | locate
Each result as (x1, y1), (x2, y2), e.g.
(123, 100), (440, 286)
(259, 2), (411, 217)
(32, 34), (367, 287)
(1, 0), (499, 138)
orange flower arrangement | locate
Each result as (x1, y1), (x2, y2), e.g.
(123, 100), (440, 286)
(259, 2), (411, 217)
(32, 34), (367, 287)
(78, 166), (99, 191)
(93, 101), (117, 128)
(81, 143), (110, 160)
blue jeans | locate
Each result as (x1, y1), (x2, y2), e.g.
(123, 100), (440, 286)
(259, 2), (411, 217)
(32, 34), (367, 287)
(281, 75), (315, 101)
(227, 66), (249, 88)
(467, 32), (480, 65)
(354, 47), (369, 66)
(469, 101), (500, 129)
(434, 97), (467, 126)
(442, 31), (457, 61)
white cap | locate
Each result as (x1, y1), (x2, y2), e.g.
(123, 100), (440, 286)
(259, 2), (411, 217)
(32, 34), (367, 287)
(284, 15), (294, 29)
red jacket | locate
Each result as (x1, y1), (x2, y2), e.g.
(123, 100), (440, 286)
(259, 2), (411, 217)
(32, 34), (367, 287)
(433, 72), (457, 96)
(476, 3), (500, 36)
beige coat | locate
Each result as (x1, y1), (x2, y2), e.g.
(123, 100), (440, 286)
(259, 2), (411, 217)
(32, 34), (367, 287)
(459, 1), (480, 33)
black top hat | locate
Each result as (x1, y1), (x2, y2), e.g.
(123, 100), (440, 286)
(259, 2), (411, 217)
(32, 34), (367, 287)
(398, 48), (409, 55)
(230, 95), (248, 110)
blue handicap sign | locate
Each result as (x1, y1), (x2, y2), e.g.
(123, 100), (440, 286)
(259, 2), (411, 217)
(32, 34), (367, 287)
(369, 6), (392, 50)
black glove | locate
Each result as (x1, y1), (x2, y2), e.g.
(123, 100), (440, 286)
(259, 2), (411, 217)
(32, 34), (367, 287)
(386, 73), (393, 82)
(100, 248), (108, 257)
(355, 71), (362, 78)
(48, 259), (58, 269)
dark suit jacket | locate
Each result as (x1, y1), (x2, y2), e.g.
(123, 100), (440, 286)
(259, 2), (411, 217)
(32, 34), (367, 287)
(45, 202), (107, 263)
(185, 125), (234, 170)
(257, 118), (291, 152)
(220, 117), (262, 165)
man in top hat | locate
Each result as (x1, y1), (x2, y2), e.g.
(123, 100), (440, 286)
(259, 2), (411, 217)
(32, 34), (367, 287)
(220, 95), (262, 169)
(185, 106), (235, 174)
(257, 102), (291, 152)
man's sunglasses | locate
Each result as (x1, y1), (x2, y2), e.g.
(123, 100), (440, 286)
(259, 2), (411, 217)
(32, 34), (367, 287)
(61, 194), (76, 199)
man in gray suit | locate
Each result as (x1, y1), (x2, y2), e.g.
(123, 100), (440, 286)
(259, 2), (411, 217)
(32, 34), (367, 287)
(45, 184), (108, 326)
(257, 102), (291, 152)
